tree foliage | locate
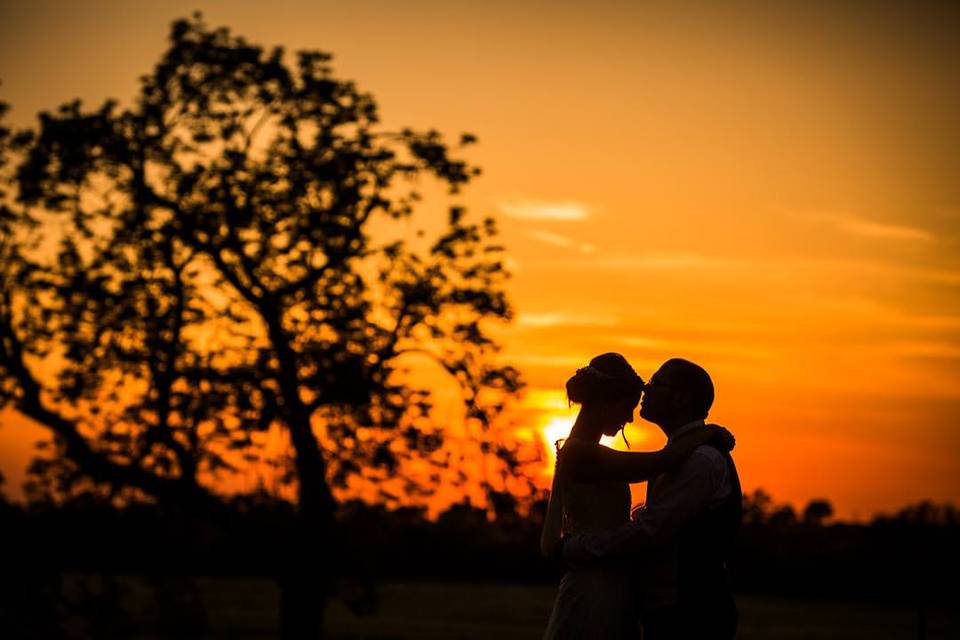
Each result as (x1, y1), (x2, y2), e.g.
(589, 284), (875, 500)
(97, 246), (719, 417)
(802, 499), (834, 526)
(0, 14), (525, 518)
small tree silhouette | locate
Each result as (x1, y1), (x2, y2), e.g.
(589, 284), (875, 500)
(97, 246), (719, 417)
(767, 504), (798, 528)
(0, 14), (523, 636)
(802, 499), (834, 526)
(742, 488), (773, 526)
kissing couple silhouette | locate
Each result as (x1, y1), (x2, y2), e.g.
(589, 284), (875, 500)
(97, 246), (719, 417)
(541, 353), (741, 640)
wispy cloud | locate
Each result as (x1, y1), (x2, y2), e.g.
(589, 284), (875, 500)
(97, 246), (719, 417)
(526, 229), (595, 254)
(887, 340), (960, 359)
(563, 251), (959, 287)
(763, 258), (960, 288)
(619, 336), (668, 350)
(793, 209), (936, 243)
(589, 253), (728, 270)
(500, 199), (591, 221)
(836, 262), (960, 286)
(835, 215), (935, 242)
(619, 335), (773, 361)
(787, 294), (960, 329)
(511, 354), (586, 369)
(516, 312), (619, 328)
(914, 268), (960, 286)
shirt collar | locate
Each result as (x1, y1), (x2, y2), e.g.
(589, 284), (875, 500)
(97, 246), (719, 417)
(667, 419), (705, 443)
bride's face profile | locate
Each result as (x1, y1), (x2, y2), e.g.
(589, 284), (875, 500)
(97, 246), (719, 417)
(598, 397), (638, 437)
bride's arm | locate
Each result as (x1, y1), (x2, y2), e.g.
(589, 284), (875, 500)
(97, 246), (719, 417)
(539, 466), (565, 558)
(561, 441), (665, 483)
(562, 425), (734, 484)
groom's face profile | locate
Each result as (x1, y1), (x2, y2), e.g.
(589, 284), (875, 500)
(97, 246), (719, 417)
(639, 364), (678, 426)
(640, 359), (713, 431)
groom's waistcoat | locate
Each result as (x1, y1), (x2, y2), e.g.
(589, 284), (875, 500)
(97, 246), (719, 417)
(674, 443), (742, 603)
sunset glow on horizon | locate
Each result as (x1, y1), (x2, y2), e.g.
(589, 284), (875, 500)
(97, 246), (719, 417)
(1, 0), (958, 520)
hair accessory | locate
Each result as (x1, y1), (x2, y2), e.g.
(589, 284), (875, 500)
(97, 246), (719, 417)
(577, 365), (614, 379)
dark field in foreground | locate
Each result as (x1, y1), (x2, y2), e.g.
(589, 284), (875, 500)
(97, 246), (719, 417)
(44, 576), (958, 639)
(325, 582), (956, 640)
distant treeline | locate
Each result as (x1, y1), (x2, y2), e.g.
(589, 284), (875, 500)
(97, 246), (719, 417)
(2, 487), (958, 604)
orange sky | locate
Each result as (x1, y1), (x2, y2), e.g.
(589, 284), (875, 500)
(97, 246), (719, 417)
(1, 0), (958, 519)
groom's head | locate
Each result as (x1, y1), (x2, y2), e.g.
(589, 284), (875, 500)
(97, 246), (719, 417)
(640, 358), (714, 434)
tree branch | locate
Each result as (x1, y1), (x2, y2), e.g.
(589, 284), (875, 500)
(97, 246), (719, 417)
(0, 295), (221, 512)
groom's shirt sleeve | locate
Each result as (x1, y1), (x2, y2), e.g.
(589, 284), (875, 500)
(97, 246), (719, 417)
(563, 447), (729, 563)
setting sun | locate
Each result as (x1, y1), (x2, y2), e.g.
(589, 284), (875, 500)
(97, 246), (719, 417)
(540, 415), (575, 472)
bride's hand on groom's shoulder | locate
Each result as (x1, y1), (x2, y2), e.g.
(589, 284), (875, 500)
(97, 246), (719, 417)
(705, 423), (736, 452)
(665, 424), (736, 461)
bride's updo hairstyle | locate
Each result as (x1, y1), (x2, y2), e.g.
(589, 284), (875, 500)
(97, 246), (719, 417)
(566, 352), (644, 407)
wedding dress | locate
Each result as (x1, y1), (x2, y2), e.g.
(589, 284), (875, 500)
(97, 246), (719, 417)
(542, 466), (637, 639)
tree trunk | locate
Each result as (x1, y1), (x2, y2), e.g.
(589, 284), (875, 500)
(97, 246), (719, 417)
(268, 317), (338, 639)
(278, 454), (336, 640)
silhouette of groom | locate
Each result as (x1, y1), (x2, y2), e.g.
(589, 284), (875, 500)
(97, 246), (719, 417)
(563, 358), (742, 639)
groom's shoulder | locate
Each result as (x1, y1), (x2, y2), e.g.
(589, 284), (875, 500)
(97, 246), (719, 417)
(693, 442), (725, 459)
(679, 445), (733, 494)
(688, 444), (729, 471)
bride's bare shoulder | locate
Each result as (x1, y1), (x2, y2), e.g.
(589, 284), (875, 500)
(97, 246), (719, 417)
(557, 438), (601, 471)
(555, 439), (580, 472)
(557, 437), (587, 458)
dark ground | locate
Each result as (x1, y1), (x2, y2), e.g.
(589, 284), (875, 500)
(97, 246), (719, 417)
(48, 575), (958, 639)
